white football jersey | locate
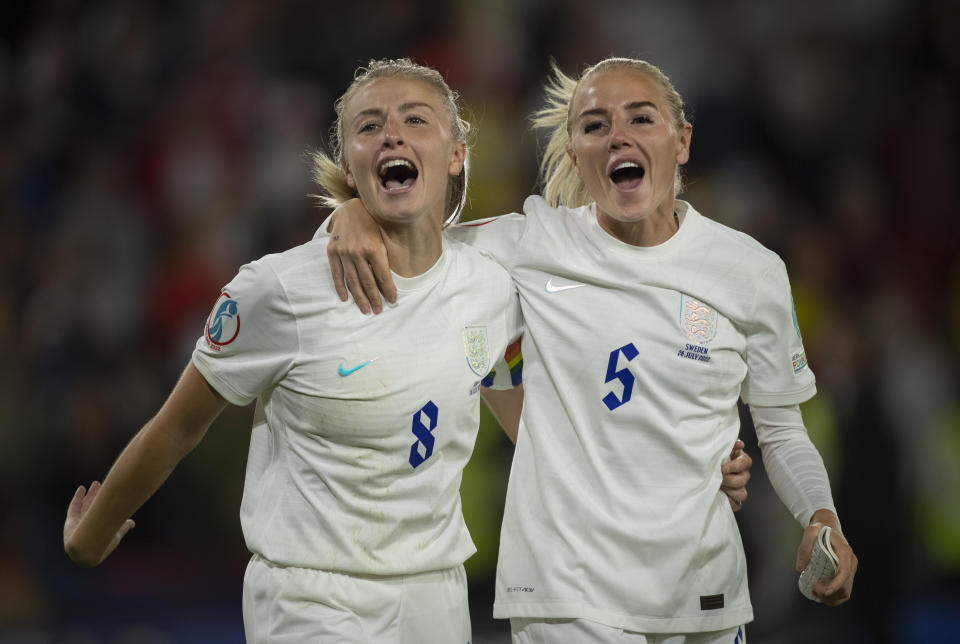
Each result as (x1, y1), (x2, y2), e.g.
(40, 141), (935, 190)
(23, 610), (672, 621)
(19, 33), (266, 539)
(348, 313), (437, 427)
(192, 235), (521, 576)
(450, 196), (816, 633)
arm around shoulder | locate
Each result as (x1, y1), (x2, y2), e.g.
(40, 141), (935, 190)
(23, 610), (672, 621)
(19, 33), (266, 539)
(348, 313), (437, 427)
(325, 198), (395, 314)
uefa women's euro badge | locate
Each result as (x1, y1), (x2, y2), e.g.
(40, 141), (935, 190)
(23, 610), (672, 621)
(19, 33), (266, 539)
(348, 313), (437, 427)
(205, 292), (240, 351)
(461, 326), (490, 377)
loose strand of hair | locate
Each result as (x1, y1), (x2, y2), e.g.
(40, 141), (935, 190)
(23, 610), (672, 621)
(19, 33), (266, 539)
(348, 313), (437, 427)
(532, 61), (591, 209)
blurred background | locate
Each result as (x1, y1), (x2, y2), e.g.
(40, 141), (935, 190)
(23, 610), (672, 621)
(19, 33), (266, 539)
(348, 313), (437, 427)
(1, 0), (958, 642)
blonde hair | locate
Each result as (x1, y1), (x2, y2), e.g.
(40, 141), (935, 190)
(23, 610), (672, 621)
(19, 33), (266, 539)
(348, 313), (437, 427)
(311, 58), (471, 225)
(534, 58), (690, 208)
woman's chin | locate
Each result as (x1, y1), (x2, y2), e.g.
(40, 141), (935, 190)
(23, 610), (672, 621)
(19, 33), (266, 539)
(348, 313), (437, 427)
(599, 204), (655, 225)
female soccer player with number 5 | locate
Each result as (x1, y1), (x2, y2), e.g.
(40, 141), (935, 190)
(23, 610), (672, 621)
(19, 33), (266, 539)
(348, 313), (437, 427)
(325, 57), (858, 643)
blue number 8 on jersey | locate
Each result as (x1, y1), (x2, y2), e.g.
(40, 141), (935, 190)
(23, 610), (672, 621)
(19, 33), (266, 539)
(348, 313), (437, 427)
(409, 401), (439, 468)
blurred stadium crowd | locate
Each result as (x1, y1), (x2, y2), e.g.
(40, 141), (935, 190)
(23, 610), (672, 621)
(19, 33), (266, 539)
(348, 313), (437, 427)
(0, 1), (957, 642)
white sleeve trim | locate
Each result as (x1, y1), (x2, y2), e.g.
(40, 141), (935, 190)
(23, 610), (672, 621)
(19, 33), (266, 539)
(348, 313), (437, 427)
(750, 403), (837, 526)
(744, 381), (817, 407)
(191, 354), (254, 407)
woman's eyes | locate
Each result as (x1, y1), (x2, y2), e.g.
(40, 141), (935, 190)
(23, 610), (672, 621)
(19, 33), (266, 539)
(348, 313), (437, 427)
(583, 114), (653, 134)
(583, 121), (604, 134)
(358, 116), (426, 133)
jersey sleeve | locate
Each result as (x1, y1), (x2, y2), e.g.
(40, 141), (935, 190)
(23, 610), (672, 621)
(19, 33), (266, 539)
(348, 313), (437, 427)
(481, 277), (524, 390)
(483, 278), (524, 391)
(739, 258), (817, 406)
(447, 212), (527, 271)
(192, 260), (300, 406)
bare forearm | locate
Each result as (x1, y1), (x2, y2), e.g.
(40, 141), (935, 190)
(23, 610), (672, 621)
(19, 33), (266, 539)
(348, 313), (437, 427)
(64, 362), (226, 566)
(65, 416), (203, 564)
(481, 384), (524, 444)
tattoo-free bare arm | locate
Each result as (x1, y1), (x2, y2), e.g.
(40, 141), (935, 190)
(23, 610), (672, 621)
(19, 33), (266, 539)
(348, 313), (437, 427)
(481, 384), (524, 444)
(63, 362), (228, 566)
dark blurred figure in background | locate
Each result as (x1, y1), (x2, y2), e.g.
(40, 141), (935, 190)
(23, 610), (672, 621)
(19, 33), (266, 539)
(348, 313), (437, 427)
(1, 1), (957, 643)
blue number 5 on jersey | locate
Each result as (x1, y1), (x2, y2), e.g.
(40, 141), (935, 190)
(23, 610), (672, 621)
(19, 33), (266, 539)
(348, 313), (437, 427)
(409, 401), (439, 468)
(603, 343), (639, 411)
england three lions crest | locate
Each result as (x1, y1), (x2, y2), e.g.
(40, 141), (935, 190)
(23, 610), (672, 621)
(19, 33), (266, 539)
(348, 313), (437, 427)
(462, 326), (490, 376)
(680, 295), (718, 344)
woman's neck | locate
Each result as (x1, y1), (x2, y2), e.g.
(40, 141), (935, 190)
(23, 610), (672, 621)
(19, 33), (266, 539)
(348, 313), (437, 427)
(596, 201), (679, 247)
(379, 216), (444, 277)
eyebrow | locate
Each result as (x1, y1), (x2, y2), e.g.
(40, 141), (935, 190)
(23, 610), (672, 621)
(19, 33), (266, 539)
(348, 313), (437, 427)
(577, 101), (657, 119)
(351, 101), (439, 123)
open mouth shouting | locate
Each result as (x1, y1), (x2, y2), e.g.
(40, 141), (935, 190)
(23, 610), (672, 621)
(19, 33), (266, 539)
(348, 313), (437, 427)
(608, 159), (646, 192)
(378, 157), (419, 193)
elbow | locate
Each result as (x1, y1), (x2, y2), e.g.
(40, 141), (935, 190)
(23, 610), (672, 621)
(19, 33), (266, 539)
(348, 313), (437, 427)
(64, 539), (101, 568)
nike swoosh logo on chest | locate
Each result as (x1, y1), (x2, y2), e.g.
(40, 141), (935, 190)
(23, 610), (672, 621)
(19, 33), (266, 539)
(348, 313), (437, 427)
(338, 359), (377, 376)
(545, 278), (585, 293)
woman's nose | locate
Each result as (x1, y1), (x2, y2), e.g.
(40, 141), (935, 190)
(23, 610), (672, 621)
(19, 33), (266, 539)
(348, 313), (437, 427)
(383, 118), (403, 147)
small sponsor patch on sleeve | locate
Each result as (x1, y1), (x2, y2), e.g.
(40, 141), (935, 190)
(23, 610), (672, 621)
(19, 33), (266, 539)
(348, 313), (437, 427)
(792, 350), (808, 373)
(700, 594), (725, 610)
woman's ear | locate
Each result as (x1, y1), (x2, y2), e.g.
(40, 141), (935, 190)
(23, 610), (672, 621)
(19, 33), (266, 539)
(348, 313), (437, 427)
(566, 145), (582, 178)
(675, 122), (692, 166)
(448, 140), (467, 176)
(342, 161), (357, 189)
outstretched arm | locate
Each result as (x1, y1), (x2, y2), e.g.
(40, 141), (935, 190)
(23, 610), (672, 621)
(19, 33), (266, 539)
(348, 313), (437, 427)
(324, 198), (395, 314)
(751, 403), (858, 605)
(63, 362), (228, 566)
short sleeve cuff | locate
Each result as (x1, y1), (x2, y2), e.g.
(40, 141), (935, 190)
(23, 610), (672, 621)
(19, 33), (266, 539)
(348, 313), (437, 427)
(192, 352), (256, 407)
(742, 382), (817, 407)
